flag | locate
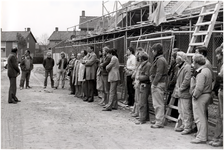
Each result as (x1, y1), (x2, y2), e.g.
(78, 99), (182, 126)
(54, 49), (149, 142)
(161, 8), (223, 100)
(148, 2), (167, 26)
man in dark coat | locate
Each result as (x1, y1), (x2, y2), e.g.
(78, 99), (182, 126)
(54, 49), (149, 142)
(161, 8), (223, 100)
(43, 52), (55, 88)
(7, 48), (20, 104)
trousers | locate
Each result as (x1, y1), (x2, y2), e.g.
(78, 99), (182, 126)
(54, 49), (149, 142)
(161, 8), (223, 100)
(138, 83), (150, 122)
(44, 69), (54, 87)
(193, 93), (210, 141)
(102, 75), (109, 105)
(178, 98), (193, 131)
(106, 81), (118, 109)
(127, 75), (135, 106)
(20, 70), (31, 87)
(151, 82), (166, 126)
(55, 69), (65, 88)
(8, 77), (17, 102)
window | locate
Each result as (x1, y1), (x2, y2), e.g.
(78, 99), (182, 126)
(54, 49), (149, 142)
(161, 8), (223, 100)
(27, 42), (29, 48)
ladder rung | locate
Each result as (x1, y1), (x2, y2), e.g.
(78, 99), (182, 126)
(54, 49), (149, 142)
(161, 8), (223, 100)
(193, 32), (208, 36)
(190, 42), (205, 46)
(200, 11), (215, 16)
(196, 21), (212, 26)
(203, 2), (218, 7)
(165, 115), (178, 122)
(168, 105), (178, 110)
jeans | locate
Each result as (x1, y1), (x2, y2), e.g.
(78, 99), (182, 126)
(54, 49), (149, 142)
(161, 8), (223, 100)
(44, 69), (54, 87)
(151, 82), (166, 126)
(55, 69), (65, 88)
(20, 70), (31, 87)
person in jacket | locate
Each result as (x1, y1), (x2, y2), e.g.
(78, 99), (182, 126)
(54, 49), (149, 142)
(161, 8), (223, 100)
(66, 53), (76, 94)
(102, 48), (120, 111)
(124, 47), (136, 107)
(79, 50), (88, 99)
(43, 52), (55, 89)
(19, 50), (33, 90)
(98, 46), (111, 106)
(81, 46), (97, 102)
(190, 54), (212, 144)
(134, 51), (151, 124)
(173, 52), (193, 134)
(54, 52), (68, 89)
(150, 43), (168, 128)
(7, 48), (20, 104)
(209, 45), (223, 147)
(72, 53), (82, 97)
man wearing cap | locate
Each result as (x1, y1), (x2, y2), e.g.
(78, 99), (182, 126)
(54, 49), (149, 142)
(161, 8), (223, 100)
(7, 48), (20, 104)
(19, 50), (33, 90)
(54, 52), (68, 89)
(43, 52), (55, 89)
(173, 51), (193, 134)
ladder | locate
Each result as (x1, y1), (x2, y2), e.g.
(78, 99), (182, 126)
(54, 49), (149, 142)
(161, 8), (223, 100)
(164, 94), (181, 128)
(187, 1), (222, 53)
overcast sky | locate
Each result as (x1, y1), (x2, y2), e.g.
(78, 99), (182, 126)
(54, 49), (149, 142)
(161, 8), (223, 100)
(1, 0), (127, 43)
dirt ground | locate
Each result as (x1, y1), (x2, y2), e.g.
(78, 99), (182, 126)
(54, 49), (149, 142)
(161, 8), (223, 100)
(1, 64), (222, 149)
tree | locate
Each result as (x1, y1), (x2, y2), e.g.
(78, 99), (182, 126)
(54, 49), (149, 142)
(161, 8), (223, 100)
(17, 33), (27, 60)
(38, 34), (49, 46)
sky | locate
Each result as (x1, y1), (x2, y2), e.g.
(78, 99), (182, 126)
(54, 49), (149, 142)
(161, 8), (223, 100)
(1, 0), (126, 43)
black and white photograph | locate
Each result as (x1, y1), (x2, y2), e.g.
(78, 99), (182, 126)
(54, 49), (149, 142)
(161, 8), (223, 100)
(1, 0), (223, 149)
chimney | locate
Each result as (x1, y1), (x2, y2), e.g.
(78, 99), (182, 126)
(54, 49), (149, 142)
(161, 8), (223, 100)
(55, 27), (58, 31)
(27, 28), (31, 31)
(82, 10), (85, 17)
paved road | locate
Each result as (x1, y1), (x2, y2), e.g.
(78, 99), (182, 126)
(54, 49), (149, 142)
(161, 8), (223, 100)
(1, 65), (221, 149)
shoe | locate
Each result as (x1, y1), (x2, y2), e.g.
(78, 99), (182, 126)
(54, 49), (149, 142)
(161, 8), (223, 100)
(69, 93), (75, 95)
(83, 97), (88, 102)
(135, 121), (146, 125)
(26, 86), (31, 89)
(54, 87), (57, 90)
(88, 100), (94, 103)
(102, 108), (112, 111)
(15, 100), (21, 102)
(150, 120), (156, 124)
(62, 86), (64, 89)
(151, 124), (164, 128)
(175, 127), (184, 132)
(112, 108), (117, 110)
(103, 105), (107, 108)
(20, 87), (23, 90)
(43, 86), (46, 89)
(131, 114), (138, 117)
(212, 140), (223, 147)
(8, 101), (17, 104)
(181, 130), (191, 135)
(190, 138), (206, 144)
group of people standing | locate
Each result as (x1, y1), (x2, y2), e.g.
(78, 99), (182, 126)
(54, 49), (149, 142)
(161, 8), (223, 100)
(124, 43), (223, 145)
(7, 42), (222, 146)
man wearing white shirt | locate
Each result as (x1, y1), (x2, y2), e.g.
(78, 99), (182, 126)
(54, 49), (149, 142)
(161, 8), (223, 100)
(124, 47), (136, 106)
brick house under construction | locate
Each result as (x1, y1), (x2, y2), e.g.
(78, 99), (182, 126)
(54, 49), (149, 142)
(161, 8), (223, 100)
(52, 1), (223, 124)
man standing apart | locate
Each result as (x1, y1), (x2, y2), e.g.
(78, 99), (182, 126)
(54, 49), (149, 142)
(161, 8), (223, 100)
(81, 46), (97, 102)
(150, 43), (168, 128)
(54, 52), (68, 89)
(43, 52), (55, 89)
(7, 48), (20, 104)
(19, 50), (33, 89)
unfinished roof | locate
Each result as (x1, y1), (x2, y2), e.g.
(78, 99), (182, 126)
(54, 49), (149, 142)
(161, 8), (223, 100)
(79, 16), (101, 30)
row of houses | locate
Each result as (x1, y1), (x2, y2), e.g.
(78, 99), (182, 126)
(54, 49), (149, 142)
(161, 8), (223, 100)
(1, 10), (97, 63)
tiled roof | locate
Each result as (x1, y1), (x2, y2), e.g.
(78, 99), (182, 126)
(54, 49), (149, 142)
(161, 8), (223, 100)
(79, 16), (100, 29)
(1, 31), (30, 42)
(48, 31), (76, 41)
